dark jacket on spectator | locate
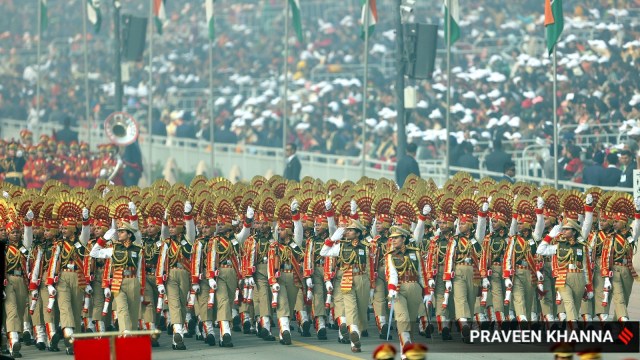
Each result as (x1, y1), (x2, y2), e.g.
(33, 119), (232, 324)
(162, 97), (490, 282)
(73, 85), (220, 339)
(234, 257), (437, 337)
(395, 154), (420, 188)
(283, 154), (301, 182)
(618, 161), (636, 188)
(601, 165), (622, 187)
(582, 161), (605, 186)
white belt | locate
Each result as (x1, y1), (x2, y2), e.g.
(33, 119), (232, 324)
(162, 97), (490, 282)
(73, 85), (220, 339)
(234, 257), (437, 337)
(568, 264), (577, 270)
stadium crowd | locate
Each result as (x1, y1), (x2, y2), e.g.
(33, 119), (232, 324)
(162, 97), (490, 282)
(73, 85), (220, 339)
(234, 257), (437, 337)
(0, 0), (639, 184)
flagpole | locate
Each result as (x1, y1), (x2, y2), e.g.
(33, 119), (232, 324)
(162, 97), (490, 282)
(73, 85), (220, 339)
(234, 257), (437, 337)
(361, 0), (370, 178)
(552, 47), (558, 189)
(82, 0), (92, 150)
(283, 0), (290, 169)
(209, 39), (215, 177)
(36, 0), (42, 134)
(445, 0), (451, 179)
(147, 0), (154, 183)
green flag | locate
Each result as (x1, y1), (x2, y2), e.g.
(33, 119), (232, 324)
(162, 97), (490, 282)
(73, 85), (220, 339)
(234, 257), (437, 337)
(444, 0), (460, 45)
(544, 0), (564, 56)
(40, 0), (48, 32)
(289, 0), (303, 43)
(360, 0), (377, 40)
(153, 0), (167, 35)
(87, 0), (102, 33)
(205, 0), (215, 41)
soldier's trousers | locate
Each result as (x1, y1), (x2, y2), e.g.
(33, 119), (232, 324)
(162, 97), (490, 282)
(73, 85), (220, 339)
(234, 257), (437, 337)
(512, 267), (534, 320)
(539, 261), (556, 317)
(5, 275), (27, 332)
(142, 275), (158, 324)
(433, 265), (450, 318)
(452, 264), (477, 319)
(591, 262), (609, 316)
(275, 272), (298, 318)
(58, 271), (84, 329)
(166, 268), (190, 326)
(310, 266), (327, 318)
(343, 273), (369, 329)
(611, 264), (633, 319)
(90, 271), (106, 321)
(32, 283), (58, 326)
(558, 271), (586, 322)
(195, 279), (214, 322)
(372, 265), (388, 331)
(114, 277), (141, 331)
(255, 264), (271, 317)
(395, 282), (422, 334)
(216, 267), (238, 322)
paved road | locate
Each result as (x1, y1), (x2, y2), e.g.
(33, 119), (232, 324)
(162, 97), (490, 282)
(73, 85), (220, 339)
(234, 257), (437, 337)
(13, 284), (640, 360)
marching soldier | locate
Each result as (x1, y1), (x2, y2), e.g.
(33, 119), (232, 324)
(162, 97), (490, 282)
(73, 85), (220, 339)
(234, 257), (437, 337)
(140, 214), (164, 346)
(320, 219), (371, 353)
(599, 193), (640, 322)
(369, 211), (393, 339)
(206, 201), (253, 347)
(302, 198), (336, 340)
(155, 201), (195, 350)
(82, 214), (111, 334)
(385, 226), (429, 357)
(190, 217), (216, 346)
(90, 222), (145, 331)
(443, 192), (487, 342)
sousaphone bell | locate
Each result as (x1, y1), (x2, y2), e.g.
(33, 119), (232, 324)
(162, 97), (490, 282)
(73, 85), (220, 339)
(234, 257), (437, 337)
(104, 111), (139, 146)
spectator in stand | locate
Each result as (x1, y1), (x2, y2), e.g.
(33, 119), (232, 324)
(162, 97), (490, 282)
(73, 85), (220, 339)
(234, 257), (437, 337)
(563, 145), (584, 183)
(501, 161), (517, 184)
(55, 117), (79, 146)
(395, 143), (421, 188)
(602, 153), (622, 187)
(455, 141), (479, 179)
(485, 138), (512, 179)
(283, 143), (301, 182)
(617, 150), (635, 188)
(582, 150), (605, 186)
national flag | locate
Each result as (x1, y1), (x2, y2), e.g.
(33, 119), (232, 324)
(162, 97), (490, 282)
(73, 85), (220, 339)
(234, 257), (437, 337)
(360, 0), (377, 39)
(443, 0), (460, 45)
(87, 0), (102, 33)
(545, 0), (564, 56)
(289, 0), (303, 43)
(205, 0), (215, 41)
(40, 0), (48, 32)
(153, 0), (167, 35)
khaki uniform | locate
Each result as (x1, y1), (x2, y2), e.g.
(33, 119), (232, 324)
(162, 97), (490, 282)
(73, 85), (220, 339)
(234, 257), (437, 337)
(424, 234), (453, 332)
(28, 241), (59, 348)
(550, 240), (592, 322)
(443, 235), (482, 320)
(369, 235), (390, 335)
(141, 235), (162, 328)
(5, 243), (29, 356)
(503, 235), (537, 322)
(600, 232), (637, 320)
(479, 230), (509, 323)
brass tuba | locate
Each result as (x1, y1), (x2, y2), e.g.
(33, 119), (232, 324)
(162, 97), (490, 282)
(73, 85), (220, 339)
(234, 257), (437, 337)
(104, 112), (139, 146)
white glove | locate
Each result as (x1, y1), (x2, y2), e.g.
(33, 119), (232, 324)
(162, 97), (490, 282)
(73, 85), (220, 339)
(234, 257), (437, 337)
(586, 289), (594, 300)
(99, 169), (107, 177)
(85, 284), (93, 294)
(482, 202), (489, 213)
(102, 186), (110, 197)
(536, 196), (544, 209)
(291, 199), (299, 213)
(635, 196), (640, 211)
(157, 284), (165, 295)
(246, 206), (254, 220)
(487, 196), (493, 205)
(505, 279), (513, 288)
(537, 283), (544, 293)
(31, 290), (39, 298)
(423, 295), (430, 304)
(128, 201), (136, 216)
(350, 199), (357, 215)
(482, 278), (490, 288)
(548, 224), (562, 238)
(422, 205), (431, 216)
(330, 227), (345, 242)
(271, 283), (280, 292)
(26, 210), (34, 221)
(586, 194), (593, 206)
(184, 201), (192, 214)
(388, 289), (397, 299)
(208, 279), (217, 290)
(305, 278), (313, 288)
(192, 284), (200, 293)
(2, 191), (9, 199)
(369, 289), (375, 302)
(164, 209), (169, 220)
(445, 281), (452, 291)
(104, 228), (116, 242)
(82, 207), (89, 221)
(47, 285), (56, 296)
(603, 277), (612, 290)
(16, 150), (23, 157)
(104, 288), (112, 298)
(324, 198), (332, 211)
(536, 271), (544, 282)
(325, 281), (333, 292)
(427, 279), (435, 288)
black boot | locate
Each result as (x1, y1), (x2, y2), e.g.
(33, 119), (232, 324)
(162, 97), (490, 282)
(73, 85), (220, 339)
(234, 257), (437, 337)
(220, 333), (234, 347)
(205, 334), (216, 346)
(317, 327), (327, 340)
(301, 321), (311, 337)
(441, 327), (453, 341)
(279, 330), (291, 345)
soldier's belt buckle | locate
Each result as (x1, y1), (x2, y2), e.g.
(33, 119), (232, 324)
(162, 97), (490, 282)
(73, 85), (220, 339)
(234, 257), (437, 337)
(463, 258), (472, 264)
(353, 267), (360, 273)
(283, 264), (292, 270)
(123, 270), (132, 276)
(175, 263), (183, 269)
(12, 270), (22, 276)
(66, 264), (76, 270)
(568, 264), (577, 270)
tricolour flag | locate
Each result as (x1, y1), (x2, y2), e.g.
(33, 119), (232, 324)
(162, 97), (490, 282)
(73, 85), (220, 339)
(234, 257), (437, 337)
(87, 0), (102, 33)
(153, 0), (167, 35)
(544, 0), (564, 56)
(360, 0), (377, 40)
(40, 0), (48, 32)
(444, 0), (460, 45)
(289, 0), (303, 43)
(205, 0), (215, 41)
